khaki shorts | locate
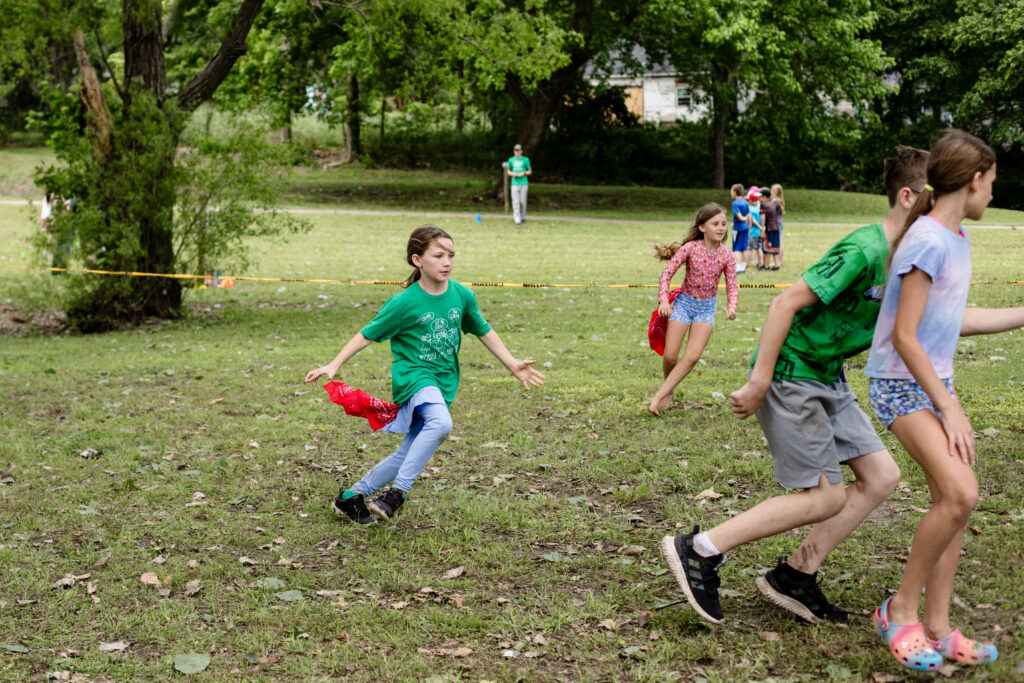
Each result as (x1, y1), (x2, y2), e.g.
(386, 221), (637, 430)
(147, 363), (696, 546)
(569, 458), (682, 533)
(755, 379), (884, 489)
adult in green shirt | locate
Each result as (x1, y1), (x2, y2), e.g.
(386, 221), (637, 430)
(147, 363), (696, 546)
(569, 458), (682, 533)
(507, 143), (532, 225)
(659, 147), (929, 626)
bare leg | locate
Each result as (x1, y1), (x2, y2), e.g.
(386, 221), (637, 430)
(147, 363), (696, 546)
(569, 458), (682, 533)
(649, 322), (712, 415)
(885, 410), (979, 627)
(706, 472), (847, 553)
(662, 320), (688, 379)
(787, 449), (900, 573)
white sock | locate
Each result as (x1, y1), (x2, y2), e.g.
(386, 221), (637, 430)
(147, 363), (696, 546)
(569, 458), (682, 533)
(692, 532), (721, 558)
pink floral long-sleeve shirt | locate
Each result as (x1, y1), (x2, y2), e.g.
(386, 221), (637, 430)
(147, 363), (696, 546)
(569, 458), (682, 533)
(658, 240), (738, 312)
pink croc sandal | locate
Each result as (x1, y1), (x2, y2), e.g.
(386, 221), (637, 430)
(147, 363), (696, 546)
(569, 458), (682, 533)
(932, 628), (998, 664)
(873, 598), (944, 671)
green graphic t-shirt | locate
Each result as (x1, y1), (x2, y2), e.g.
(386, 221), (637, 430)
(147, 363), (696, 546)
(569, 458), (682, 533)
(361, 280), (491, 406)
(507, 156), (531, 186)
(753, 222), (889, 382)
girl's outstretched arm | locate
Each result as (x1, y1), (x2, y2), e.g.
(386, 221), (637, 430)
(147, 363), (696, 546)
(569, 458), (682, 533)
(893, 268), (975, 463)
(304, 332), (373, 385)
(477, 329), (546, 390)
(960, 306), (1024, 336)
(729, 279), (819, 418)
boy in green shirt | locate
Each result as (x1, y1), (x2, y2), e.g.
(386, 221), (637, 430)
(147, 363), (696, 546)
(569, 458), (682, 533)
(660, 147), (929, 624)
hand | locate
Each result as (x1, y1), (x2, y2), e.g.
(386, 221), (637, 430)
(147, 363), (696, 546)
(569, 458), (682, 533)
(940, 400), (976, 464)
(729, 380), (768, 419)
(648, 391), (671, 416)
(726, 308), (736, 320)
(304, 365), (336, 385)
(658, 301), (672, 318)
(511, 359), (546, 390)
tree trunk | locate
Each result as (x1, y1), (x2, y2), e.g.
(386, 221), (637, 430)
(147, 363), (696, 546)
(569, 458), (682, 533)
(710, 64), (733, 190)
(456, 61), (465, 133)
(349, 74), (361, 155)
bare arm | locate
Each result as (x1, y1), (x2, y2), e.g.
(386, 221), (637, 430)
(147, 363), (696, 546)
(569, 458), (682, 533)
(893, 268), (974, 463)
(304, 332), (373, 384)
(960, 306), (1024, 336)
(477, 329), (546, 390)
(729, 278), (820, 418)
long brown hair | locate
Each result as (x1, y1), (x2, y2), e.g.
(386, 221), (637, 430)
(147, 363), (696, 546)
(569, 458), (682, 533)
(887, 130), (995, 269)
(654, 202), (727, 259)
(403, 224), (453, 287)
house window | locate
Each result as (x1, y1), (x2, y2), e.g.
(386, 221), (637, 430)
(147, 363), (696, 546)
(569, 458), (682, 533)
(676, 87), (692, 107)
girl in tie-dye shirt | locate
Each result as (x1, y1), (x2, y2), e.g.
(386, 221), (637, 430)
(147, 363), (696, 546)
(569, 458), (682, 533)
(649, 202), (738, 416)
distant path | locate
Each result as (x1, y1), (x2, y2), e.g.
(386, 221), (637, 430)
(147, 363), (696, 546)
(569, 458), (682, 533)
(2, 199), (1020, 229)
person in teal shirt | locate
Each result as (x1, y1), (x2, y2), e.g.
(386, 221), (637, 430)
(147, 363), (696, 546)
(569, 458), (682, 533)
(305, 225), (545, 524)
(507, 144), (532, 225)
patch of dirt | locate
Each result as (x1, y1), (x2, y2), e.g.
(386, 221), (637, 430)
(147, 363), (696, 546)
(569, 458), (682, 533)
(0, 304), (67, 335)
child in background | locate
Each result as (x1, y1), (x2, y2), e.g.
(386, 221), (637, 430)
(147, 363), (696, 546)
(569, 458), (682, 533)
(771, 184), (785, 267)
(760, 188), (780, 270)
(865, 131), (1023, 671)
(746, 186), (764, 270)
(649, 203), (738, 416)
(305, 225), (545, 524)
(730, 184), (750, 273)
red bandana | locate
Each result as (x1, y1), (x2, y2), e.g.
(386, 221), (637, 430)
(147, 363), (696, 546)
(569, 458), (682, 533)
(323, 381), (399, 430)
(648, 286), (682, 356)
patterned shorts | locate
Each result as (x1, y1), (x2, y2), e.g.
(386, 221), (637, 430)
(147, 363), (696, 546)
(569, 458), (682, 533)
(868, 377), (955, 427)
(669, 293), (718, 327)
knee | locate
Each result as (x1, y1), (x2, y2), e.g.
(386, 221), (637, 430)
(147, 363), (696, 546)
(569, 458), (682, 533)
(810, 482), (847, 520)
(663, 356), (677, 371)
(424, 409), (453, 441)
(681, 349), (701, 367)
(866, 456), (902, 502)
(941, 484), (979, 524)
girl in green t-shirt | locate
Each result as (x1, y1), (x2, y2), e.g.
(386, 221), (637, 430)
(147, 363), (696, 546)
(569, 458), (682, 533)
(304, 225), (545, 525)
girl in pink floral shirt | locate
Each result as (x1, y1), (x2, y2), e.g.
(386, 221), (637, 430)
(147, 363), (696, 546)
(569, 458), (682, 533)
(649, 202), (738, 415)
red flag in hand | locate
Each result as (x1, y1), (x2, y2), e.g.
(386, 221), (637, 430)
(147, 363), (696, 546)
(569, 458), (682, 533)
(323, 381), (399, 430)
(648, 286), (682, 356)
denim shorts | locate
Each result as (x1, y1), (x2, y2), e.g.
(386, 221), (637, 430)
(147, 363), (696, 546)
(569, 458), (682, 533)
(868, 377), (955, 427)
(669, 293), (717, 327)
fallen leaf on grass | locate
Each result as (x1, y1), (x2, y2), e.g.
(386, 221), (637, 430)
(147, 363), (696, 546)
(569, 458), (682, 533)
(1, 643), (28, 653)
(78, 448), (101, 458)
(693, 487), (723, 500)
(274, 590), (304, 602)
(598, 619), (618, 631)
(238, 556), (259, 565)
(391, 601), (409, 610)
(532, 634), (548, 646)
(501, 649), (517, 658)
(759, 631), (781, 642)
(53, 575), (76, 588)
(870, 673), (906, 683)
(140, 573), (161, 587)
(617, 545), (646, 556)
(937, 663), (958, 677)
(98, 641), (130, 652)
(260, 577), (286, 590)
(151, 555), (165, 565)
(540, 551), (573, 564)
(93, 553), (111, 568)
(173, 653), (211, 674)
(620, 646), (644, 659)
(449, 595), (465, 608)
(183, 580), (201, 596)
(209, 397), (224, 405)
(442, 566), (465, 580)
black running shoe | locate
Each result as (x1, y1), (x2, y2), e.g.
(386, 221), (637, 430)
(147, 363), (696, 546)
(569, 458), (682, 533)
(756, 557), (850, 623)
(331, 491), (376, 526)
(366, 488), (406, 522)
(660, 526), (726, 624)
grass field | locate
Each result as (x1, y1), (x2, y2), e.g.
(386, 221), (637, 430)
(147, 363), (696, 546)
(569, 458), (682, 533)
(2, 150), (1024, 681)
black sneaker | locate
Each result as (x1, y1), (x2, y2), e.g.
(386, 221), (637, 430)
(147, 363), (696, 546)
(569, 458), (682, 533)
(756, 558), (849, 623)
(331, 492), (376, 526)
(660, 526), (726, 624)
(366, 488), (406, 522)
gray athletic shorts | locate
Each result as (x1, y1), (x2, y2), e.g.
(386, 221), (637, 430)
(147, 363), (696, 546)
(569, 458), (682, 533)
(755, 379), (885, 489)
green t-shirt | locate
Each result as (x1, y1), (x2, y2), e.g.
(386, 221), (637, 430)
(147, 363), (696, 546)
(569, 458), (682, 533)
(361, 280), (491, 406)
(753, 222), (888, 382)
(507, 156), (531, 186)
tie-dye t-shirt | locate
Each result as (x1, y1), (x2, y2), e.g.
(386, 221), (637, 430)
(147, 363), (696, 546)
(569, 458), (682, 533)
(865, 216), (971, 380)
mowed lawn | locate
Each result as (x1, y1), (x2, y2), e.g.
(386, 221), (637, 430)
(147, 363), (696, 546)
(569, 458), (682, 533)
(2, 186), (1024, 681)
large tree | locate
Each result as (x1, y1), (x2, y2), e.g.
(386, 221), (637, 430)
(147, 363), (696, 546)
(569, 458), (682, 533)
(12, 0), (267, 328)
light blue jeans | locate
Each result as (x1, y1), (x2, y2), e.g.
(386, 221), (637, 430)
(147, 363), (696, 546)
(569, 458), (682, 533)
(351, 401), (452, 495)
